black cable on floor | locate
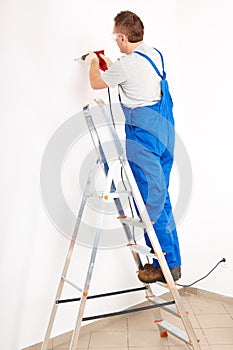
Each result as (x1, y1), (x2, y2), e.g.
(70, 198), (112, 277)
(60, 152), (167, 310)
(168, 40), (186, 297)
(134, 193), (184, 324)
(177, 258), (226, 287)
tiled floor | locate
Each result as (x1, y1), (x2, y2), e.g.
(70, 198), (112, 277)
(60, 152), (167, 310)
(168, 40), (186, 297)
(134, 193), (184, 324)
(28, 288), (233, 350)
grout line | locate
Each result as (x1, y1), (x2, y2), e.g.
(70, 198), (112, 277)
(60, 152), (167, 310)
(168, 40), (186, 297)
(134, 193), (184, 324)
(87, 330), (91, 349)
(126, 314), (129, 349)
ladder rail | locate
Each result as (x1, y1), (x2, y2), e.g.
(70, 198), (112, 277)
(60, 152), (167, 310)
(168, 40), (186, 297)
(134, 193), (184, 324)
(69, 203), (106, 350)
(93, 99), (201, 349)
(41, 162), (97, 350)
(83, 104), (143, 269)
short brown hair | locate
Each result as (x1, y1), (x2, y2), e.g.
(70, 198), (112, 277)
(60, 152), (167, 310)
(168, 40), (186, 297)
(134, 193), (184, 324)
(114, 11), (144, 43)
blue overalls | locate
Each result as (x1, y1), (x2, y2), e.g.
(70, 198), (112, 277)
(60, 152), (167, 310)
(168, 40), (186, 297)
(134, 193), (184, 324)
(121, 48), (181, 269)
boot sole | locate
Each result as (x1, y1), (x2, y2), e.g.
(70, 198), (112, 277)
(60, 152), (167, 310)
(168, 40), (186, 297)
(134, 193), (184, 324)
(138, 273), (181, 284)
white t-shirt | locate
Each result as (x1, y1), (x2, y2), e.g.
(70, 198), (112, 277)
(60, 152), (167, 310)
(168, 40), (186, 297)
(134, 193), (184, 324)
(101, 43), (163, 108)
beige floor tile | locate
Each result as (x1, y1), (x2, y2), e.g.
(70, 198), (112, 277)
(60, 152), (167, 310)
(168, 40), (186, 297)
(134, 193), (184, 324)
(186, 296), (227, 315)
(223, 301), (233, 315)
(204, 327), (233, 345)
(34, 346), (43, 350)
(128, 315), (157, 331)
(53, 332), (90, 349)
(168, 347), (196, 350)
(53, 341), (90, 349)
(99, 317), (127, 331)
(89, 331), (127, 348)
(128, 330), (168, 347)
(52, 343), (69, 349)
(23, 342), (52, 350)
(128, 347), (169, 350)
(196, 313), (233, 328)
(80, 318), (110, 334)
(54, 347), (87, 350)
(78, 333), (91, 349)
(168, 347), (211, 350)
(211, 345), (233, 350)
(88, 348), (128, 350)
(127, 307), (155, 318)
(53, 331), (72, 348)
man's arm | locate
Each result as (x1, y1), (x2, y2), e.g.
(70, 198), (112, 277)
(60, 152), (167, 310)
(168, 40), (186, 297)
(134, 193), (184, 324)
(89, 59), (108, 90)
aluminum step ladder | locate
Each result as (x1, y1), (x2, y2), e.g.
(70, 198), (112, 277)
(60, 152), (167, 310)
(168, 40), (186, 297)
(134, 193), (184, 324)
(41, 99), (201, 350)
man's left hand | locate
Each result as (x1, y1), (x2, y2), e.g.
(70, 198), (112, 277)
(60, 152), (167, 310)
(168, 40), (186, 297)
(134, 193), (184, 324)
(83, 51), (98, 65)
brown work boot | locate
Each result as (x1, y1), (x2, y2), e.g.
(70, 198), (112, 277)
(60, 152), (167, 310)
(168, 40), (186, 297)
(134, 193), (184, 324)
(138, 265), (181, 283)
(143, 263), (154, 270)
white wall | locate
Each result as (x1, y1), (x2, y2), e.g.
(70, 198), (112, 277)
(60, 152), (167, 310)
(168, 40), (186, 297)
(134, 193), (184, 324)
(1, 1), (233, 349)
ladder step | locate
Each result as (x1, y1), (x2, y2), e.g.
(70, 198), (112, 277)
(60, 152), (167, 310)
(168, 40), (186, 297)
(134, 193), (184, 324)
(128, 244), (157, 259)
(118, 216), (145, 228)
(155, 320), (191, 344)
(103, 191), (132, 200)
(86, 191), (132, 199)
(148, 295), (179, 316)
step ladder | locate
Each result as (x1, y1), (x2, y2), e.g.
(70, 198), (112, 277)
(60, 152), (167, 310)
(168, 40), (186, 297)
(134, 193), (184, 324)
(41, 99), (201, 350)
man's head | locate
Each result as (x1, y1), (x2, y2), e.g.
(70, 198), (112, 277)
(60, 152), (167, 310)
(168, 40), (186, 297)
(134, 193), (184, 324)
(113, 11), (144, 53)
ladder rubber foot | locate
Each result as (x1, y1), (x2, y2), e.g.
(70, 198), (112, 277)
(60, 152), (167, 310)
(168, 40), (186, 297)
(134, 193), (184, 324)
(160, 331), (168, 338)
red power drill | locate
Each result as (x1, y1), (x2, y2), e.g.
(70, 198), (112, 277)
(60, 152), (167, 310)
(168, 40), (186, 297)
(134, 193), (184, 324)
(80, 50), (108, 71)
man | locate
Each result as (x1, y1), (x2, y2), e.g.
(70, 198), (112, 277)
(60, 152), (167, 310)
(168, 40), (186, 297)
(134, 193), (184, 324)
(84, 10), (181, 283)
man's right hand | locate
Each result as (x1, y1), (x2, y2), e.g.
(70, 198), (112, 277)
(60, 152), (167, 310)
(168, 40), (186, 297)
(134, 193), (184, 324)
(99, 54), (113, 69)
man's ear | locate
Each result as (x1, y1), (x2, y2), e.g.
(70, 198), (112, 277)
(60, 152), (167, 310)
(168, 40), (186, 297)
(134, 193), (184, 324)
(121, 34), (128, 43)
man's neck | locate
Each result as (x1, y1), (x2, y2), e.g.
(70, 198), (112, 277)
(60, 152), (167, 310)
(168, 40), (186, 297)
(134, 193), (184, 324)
(126, 41), (144, 54)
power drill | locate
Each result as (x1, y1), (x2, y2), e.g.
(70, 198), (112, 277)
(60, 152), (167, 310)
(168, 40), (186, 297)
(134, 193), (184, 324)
(79, 50), (108, 71)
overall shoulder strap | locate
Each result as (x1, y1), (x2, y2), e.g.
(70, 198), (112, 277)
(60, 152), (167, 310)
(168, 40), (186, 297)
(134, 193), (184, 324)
(134, 48), (166, 79)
